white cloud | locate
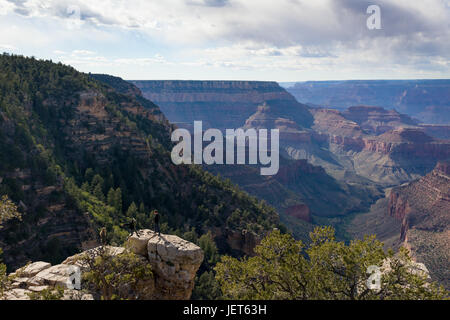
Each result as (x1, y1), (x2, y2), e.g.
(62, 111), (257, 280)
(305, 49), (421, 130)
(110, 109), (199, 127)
(0, 0), (448, 79)
(0, 43), (18, 51)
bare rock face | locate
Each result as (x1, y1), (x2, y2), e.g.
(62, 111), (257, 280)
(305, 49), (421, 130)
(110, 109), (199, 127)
(126, 230), (204, 300)
(127, 229), (156, 257)
(311, 108), (450, 184)
(4, 260), (93, 300)
(388, 162), (450, 289)
(132, 80), (313, 131)
(62, 245), (126, 269)
(13, 261), (51, 278)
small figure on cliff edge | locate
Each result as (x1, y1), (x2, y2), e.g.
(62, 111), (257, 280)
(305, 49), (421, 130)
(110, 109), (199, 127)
(122, 217), (140, 238)
(153, 210), (160, 236)
(99, 227), (107, 246)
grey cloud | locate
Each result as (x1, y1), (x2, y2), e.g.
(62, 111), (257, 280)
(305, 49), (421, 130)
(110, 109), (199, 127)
(7, 0), (30, 16)
(334, 0), (444, 36)
(217, 0), (449, 62)
(50, 1), (120, 26)
(186, 0), (229, 7)
(13, 7), (30, 16)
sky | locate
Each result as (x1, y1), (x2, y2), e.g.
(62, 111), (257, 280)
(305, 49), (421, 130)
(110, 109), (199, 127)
(0, 0), (449, 81)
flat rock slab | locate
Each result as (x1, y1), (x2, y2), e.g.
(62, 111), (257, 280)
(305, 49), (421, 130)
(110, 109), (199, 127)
(148, 234), (203, 264)
(127, 229), (158, 257)
(28, 285), (50, 292)
(3, 288), (32, 300)
(62, 246), (125, 268)
(19, 261), (51, 277)
(30, 264), (78, 288)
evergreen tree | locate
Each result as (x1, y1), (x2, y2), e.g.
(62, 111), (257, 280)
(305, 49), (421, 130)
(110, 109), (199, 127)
(113, 188), (122, 214)
(126, 202), (138, 218)
(93, 183), (105, 202)
(107, 188), (115, 208)
(215, 227), (448, 300)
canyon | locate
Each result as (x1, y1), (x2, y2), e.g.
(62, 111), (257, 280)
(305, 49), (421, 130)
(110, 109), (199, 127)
(134, 79), (449, 289)
(0, 55), (448, 295)
(283, 80), (450, 125)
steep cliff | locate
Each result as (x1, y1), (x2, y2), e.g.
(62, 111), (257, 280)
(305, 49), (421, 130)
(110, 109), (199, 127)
(131, 80), (313, 130)
(388, 162), (450, 288)
(310, 108), (450, 185)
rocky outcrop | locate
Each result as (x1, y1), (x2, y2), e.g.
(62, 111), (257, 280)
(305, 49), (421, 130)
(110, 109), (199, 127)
(128, 230), (204, 300)
(342, 106), (419, 135)
(242, 103), (313, 145)
(4, 260), (94, 300)
(2, 231), (203, 300)
(387, 162), (450, 288)
(388, 162), (450, 240)
(311, 108), (450, 184)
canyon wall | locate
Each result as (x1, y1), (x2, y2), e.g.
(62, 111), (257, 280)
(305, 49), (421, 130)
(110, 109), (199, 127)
(388, 162), (450, 288)
(131, 80), (313, 130)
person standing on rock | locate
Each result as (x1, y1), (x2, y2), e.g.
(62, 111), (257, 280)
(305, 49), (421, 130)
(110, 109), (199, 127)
(153, 210), (160, 236)
(99, 227), (107, 246)
(121, 217), (140, 238)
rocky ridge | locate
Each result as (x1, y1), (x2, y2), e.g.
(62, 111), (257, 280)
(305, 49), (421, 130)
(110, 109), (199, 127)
(388, 162), (450, 288)
(132, 80), (313, 130)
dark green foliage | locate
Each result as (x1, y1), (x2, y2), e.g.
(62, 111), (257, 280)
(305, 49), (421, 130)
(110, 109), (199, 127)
(192, 271), (223, 300)
(215, 227), (448, 300)
(26, 286), (65, 300)
(81, 247), (154, 300)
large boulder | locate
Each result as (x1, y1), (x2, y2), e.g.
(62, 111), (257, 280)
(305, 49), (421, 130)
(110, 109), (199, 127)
(147, 233), (204, 299)
(127, 230), (204, 300)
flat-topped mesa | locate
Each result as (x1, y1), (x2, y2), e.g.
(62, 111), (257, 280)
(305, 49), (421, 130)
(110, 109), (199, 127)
(342, 105), (419, 135)
(127, 230), (204, 300)
(131, 80), (313, 130)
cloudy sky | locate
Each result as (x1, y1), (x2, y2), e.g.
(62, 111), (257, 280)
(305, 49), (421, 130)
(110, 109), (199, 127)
(0, 0), (449, 81)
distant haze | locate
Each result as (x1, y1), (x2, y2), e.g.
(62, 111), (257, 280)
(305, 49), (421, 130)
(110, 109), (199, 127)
(282, 80), (450, 124)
